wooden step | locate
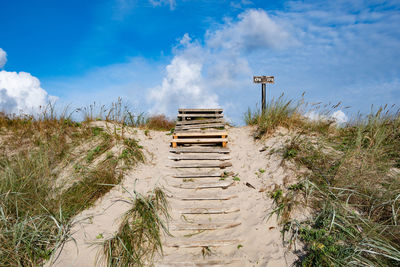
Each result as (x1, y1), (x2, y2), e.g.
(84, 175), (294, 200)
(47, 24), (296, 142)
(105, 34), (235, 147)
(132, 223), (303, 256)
(172, 172), (222, 178)
(176, 118), (224, 126)
(178, 108), (223, 113)
(170, 147), (230, 154)
(171, 181), (234, 189)
(173, 131), (227, 137)
(157, 258), (243, 267)
(178, 114), (224, 118)
(170, 138), (227, 144)
(174, 123), (225, 130)
(179, 207), (240, 214)
(177, 194), (238, 201)
(166, 239), (240, 248)
(168, 154), (230, 161)
(169, 162), (232, 169)
(170, 221), (241, 231)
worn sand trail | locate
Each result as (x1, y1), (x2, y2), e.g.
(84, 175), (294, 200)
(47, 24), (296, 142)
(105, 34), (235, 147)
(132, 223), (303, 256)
(48, 126), (298, 266)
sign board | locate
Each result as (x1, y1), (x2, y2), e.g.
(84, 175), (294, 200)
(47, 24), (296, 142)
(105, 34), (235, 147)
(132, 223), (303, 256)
(253, 76), (274, 84)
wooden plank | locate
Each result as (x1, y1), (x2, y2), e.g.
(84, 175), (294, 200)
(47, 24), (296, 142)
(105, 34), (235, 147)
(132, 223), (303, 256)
(171, 181), (234, 189)
(173, 131), (228, 137)
(168, 154), (231, 161)
(170, 147), (230, 154)
(166, 239), (240, 248)
(169, 162), (232, 168)
(170, 138), (228, 144)
(175, 123), (225, 130)
(157, 259), (243, 267)
(170, 222), (241, 231)
(172, 172), (222, 178)
(179, 207), (240, 214)
(176, 118), (224, 126)
(178, 108), (223, 113)
(177, 194), (238, 201)
(177, 114), (223, 118)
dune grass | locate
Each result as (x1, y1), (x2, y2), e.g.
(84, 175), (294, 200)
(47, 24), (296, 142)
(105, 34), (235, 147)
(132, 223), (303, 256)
(102, 187), (170, 266)
(257, 101), (400, 265)
(0, 102), (145, 266)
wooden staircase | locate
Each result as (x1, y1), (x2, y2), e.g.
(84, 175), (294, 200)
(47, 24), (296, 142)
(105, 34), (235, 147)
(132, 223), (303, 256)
(158, 109), (243, 266)
(172, 109), (228, 148)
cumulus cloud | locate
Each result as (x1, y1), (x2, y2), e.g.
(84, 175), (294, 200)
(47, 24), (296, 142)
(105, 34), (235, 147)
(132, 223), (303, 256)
(206, 9), (293, 52)
(306, 110), (348, 125)
(148, 9), (292, 117)
(0, 48), (54, 115)
(0, 48), (6, 68)
(0, 71), (52, 114)
(148, 39), (219, 115)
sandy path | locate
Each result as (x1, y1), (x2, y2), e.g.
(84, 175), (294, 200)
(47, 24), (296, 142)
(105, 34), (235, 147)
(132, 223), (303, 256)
(48, 126), (298, 266)
(157, 126), (297, 266)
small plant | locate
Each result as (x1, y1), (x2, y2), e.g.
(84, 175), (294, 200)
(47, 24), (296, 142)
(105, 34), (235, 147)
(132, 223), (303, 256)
(144, 129), (150, 136)
(259, 168), (266, 173)
(237, 244), (243, 249)
(233, 176), (240, 181)
(102, 188), (170, 266)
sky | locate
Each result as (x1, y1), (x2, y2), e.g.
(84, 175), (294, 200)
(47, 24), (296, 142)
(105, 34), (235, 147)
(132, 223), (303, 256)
(0, 0), (399, 124)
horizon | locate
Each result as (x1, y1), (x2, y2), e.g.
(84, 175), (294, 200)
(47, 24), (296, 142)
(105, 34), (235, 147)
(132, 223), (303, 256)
(0, 0), (399, 124)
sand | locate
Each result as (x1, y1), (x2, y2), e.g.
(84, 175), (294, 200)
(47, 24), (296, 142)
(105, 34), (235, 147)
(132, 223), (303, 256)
(47, 125), (300, 267)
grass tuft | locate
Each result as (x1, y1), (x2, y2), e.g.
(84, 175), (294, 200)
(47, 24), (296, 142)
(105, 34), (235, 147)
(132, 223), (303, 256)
(102, 188), (170, 266)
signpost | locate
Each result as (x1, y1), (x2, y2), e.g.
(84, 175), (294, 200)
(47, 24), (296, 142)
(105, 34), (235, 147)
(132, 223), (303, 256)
(253, 76), (274, 112)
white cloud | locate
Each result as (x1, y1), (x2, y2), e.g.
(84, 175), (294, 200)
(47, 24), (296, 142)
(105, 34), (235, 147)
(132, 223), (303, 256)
(331, 110), (348, 124)
(0, 71), (52, 114)
(0, 48), (54, 115)
(306, 109), (348, 125)
(148, 9), (292, 118)
(149, 0), (176, 10)
(206, 9), (293, 52)
(0, 48), (6, 69)
(148, 51), (219, 115)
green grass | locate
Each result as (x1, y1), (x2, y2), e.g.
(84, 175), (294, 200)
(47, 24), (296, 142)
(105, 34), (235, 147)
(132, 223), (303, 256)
(102, 188), (170, 266)
(264, 105), (400, 266)
(0, 103), (145, 266)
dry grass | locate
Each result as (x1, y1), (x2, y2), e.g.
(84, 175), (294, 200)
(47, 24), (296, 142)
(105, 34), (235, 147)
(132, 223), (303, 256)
(263, 104), (400, 266)
(0, 102), (145, 266)
(144, 114), (176, 131)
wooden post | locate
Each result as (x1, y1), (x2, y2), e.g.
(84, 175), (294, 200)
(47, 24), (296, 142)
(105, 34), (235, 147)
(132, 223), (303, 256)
(262, 83), (266, 112)
(172, 135), (177, 148)
(253, 76), (274, 114)
(222, 135), (227, 148)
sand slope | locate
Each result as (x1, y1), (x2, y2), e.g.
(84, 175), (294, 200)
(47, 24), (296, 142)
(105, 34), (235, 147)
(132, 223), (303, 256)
(48, 126), (299, 266)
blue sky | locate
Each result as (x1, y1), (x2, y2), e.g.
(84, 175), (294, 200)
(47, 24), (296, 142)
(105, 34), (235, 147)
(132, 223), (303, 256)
(0, 0), (399, 124)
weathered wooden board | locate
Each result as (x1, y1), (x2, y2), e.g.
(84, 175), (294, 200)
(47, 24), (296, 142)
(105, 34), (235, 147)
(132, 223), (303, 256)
(172, 172), (222, 178)
(178, 114), (224, 118)
(170, 138), (227, 144)
(171, 181), (234, 189)
(175, 123), (225, 129)
(176, 118), (224, 126)
(177, 194), (238, 201)
(166, 239), (240, 248)
(170, 147), (230, 154)
(169, 162), (232, 168)
(170, 222), (241, 231)
(168, 154), (230, 161)
(178, 108), (223, 113)
(157, 259), (243, 267)
(173, 131), (227, 137)
(179, 207), (240, 214)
